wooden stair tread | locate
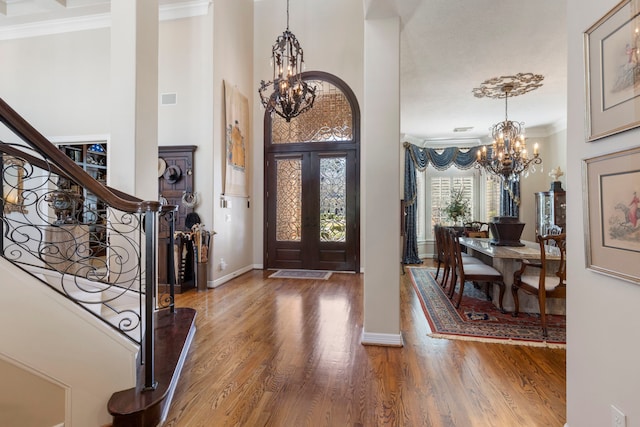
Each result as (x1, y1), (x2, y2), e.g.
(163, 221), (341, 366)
(108, 307), (196, 427)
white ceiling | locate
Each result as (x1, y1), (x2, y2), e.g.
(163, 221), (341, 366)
(399, 0), (567, 144)
(0, 0), (568, 145)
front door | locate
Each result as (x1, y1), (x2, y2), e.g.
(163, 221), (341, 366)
(266, 149), (357, 271)
(264, 71), (360, 272)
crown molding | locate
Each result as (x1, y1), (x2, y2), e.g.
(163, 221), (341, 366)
(401, 134), (484, 148)
(160, 0), (211, 21)
(401, 118), (568, 146)
(0, 0), (211, 41)
(526, 118), (567, 139)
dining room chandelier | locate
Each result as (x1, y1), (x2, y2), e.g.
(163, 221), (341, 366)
(473, 73), (544, 182)
(258, 0), (316, 122)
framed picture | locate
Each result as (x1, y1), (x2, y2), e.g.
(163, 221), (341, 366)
(585, 0), (640, 141)
(583, 146), (640, 284)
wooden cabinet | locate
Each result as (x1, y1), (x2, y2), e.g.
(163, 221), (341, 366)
(158, 145), (197, 292)
(535, 182), (566, 236)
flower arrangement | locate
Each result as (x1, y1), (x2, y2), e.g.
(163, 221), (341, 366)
(445, 187), (471, 224)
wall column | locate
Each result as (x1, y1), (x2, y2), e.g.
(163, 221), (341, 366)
(110, 0), (159, 200)
(361, 14), (402, 346)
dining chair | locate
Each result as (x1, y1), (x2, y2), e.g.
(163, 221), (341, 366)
(447, 229), (505, 311)
(440, 227), (483, 289)
(434, 225), (446, 281)
(512, 233), (567, 337)
(439, 226), (456, 289)
(436, 226), (476, 286)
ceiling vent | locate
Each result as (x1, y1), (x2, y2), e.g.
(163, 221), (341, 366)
(453, 127), (473, 133)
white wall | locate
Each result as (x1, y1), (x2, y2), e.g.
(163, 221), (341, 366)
(0, 356), (65, 427)
(210, 0), (255, 285)
(0, 29), (111, 137)
(0, 258), (138, 427)
(158, 17), (213, 150)
(520, 129), (567, 242)
(567, 1), (640, 426)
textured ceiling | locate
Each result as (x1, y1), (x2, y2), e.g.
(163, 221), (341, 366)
(1, 0), (568, 144)
(399, 0), (567, 144)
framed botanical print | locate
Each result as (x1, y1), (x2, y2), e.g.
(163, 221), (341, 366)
(583, 146), (640, 283)
(585, 0), (640, 141)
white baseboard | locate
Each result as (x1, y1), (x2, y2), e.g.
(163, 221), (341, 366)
(209, 264), (255, 288)
(360, 330), (404, 347)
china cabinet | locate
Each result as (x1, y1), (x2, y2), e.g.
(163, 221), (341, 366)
(158, 145), (197, 292)
(535, 182), (566, 236)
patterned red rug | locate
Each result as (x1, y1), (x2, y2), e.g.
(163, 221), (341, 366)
(408, 267), (566, 347)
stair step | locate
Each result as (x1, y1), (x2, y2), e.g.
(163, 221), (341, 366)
(107, 307), (196, 427)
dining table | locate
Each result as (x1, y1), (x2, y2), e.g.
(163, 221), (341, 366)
(458, 237), (565, 315)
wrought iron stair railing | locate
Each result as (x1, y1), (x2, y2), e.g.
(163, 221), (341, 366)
(0, 97), (176, 391)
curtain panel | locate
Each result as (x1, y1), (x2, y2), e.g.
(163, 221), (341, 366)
(402, 142), (482, 264)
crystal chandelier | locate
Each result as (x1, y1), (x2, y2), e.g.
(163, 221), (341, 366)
(473, 73), (544, 182)
(258, 0), (316, 122)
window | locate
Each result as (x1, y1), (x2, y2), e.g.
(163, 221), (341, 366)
(430, 175), (474, 226)
(484, 176), (502, 223)
(416, 167), (500, 241)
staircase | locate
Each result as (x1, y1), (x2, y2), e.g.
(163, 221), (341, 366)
(0, 98), (195, 426)
(108, 308), (196, 427)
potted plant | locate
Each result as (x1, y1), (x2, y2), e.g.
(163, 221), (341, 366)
(445, 187), (470, 226)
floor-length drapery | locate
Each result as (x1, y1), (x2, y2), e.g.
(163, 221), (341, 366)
(403, 144), (427, 264)
(402, 143), (481, 264)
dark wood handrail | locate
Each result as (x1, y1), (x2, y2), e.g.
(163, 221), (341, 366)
(2, 141), (178, 216)
(0, 97), (160, 213)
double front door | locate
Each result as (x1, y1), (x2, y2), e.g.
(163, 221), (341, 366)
(265, 149), (359, 272)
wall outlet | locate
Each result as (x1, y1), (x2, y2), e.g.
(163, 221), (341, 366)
(219, 258), (227, 271)
(611, 405), (626, 427)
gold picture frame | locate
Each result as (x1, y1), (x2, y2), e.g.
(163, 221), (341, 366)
(585, 0), (640, 141)
(583, 146), (640, 284)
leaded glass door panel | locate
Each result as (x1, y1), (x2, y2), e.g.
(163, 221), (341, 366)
(266, 150), (357, 271)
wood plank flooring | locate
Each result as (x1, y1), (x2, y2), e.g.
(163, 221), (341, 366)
(164, 265), (566, 426)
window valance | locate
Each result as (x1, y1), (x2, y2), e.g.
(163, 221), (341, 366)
(403, 142), (482, 171)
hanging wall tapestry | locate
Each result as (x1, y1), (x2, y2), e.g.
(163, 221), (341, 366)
(224, 80), (250, 197)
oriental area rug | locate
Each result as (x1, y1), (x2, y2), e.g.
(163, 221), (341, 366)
(408, 267), (565, 347)
(268, 270), (333, 280)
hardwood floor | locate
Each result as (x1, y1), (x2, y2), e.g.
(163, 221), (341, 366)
(164, 264), (566, 426)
